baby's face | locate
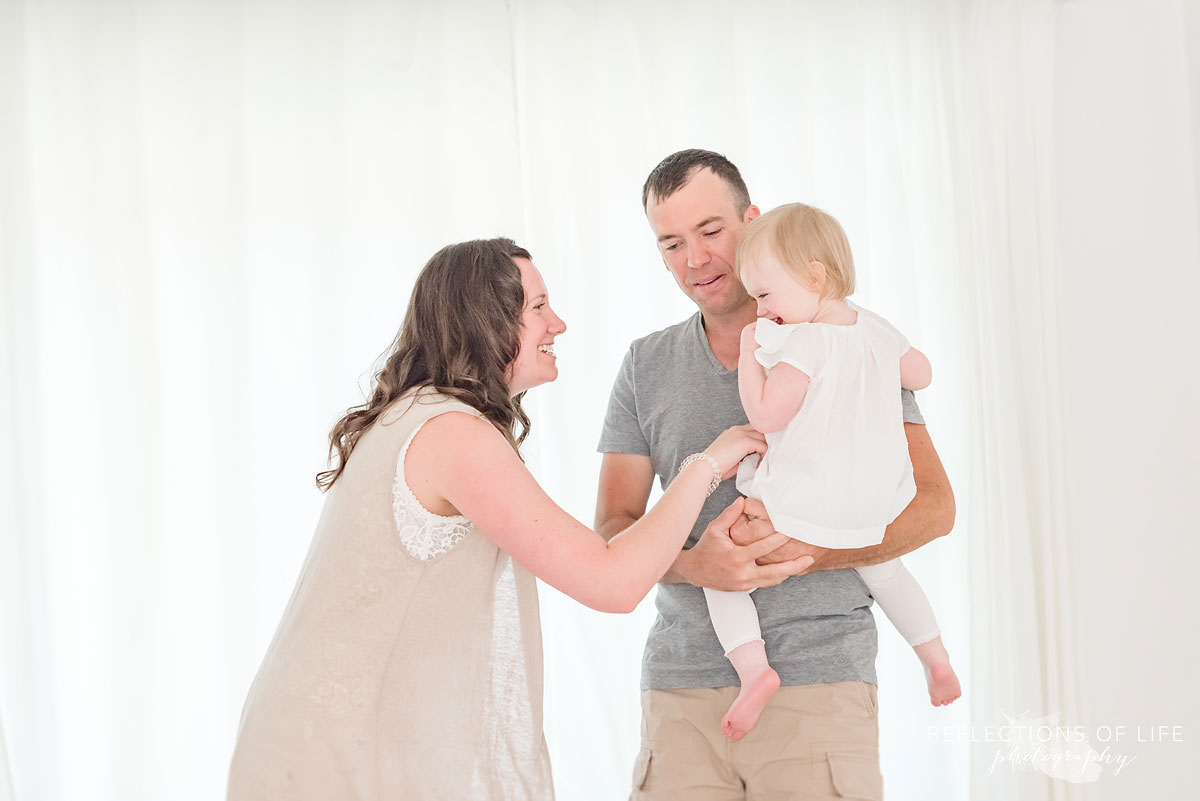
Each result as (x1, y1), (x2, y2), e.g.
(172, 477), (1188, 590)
(740, 249), (821, 325)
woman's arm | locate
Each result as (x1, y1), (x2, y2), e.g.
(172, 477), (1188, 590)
(410, 412), (764, 614)
(737, 323), (810, 433)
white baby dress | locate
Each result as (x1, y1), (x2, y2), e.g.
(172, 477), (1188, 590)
(736, 300), (917, 548)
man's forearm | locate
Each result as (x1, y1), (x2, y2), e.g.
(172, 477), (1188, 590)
(596, 514), (638, 543)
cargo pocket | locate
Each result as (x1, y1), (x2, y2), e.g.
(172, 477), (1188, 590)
(827, 752), (883, 800)
(812, 741), (882, 800)
(630, 747), (652, 795)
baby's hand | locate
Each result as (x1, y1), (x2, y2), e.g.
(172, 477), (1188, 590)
(740, 322), (758, 353)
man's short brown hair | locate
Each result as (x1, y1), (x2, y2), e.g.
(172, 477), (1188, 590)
(641, 149), (752, 214)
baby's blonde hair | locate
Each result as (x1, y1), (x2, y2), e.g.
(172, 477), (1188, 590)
(736, 202), (855, 300)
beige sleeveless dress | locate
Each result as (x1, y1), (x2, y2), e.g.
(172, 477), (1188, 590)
(227, 389), (554, 800)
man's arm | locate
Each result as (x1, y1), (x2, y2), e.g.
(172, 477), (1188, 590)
(595, 452), (654, 542)
(744, 422), (956, 570)
(595, 453), (813, 589)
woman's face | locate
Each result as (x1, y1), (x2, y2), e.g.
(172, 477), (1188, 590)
(507, 257), (567, 395)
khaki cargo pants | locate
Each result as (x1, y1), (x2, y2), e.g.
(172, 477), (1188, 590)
(630, 682), (882, 800)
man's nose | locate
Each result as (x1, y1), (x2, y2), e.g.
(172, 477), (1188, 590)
(687, 241), (711, 269)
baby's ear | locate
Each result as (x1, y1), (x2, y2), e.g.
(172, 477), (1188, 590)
(806, 260), (828, 292)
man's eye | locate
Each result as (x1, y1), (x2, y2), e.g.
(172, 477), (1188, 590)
(664, 243), (680, 252)
(703, 229), (722, 237)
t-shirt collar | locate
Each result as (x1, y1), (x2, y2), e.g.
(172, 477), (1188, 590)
(691, 312), (738, 379)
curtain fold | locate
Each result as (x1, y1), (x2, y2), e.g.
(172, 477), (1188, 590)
(942, 2), (1090, 798)
(0, 714), (13, 801)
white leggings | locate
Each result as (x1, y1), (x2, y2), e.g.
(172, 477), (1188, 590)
(704, 557), (942, 655)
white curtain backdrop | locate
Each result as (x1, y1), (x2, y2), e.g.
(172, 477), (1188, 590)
(0, 1), (1097, 799)
(942, 3), (1088, 798)
(0, 715), (12, 801)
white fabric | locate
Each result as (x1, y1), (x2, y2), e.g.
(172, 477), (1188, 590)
(943, 2), (1094, 796)
(735, 302), (916, 548)
(393, 428), (474, 561)
(0, 713), (12, 801)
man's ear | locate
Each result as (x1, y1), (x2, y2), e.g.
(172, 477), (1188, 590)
(744, 204), (761, 224)
(807, 260), (828, 293)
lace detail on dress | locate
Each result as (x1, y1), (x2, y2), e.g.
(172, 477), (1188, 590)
(392, 425), (473, 561)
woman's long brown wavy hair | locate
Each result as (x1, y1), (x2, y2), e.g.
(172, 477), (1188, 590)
(316, 238), (532, 491)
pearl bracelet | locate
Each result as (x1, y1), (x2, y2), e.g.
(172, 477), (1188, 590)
(679, 452), (722, 497)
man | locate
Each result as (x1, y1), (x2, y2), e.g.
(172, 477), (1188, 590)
(596, 149), (955, 799)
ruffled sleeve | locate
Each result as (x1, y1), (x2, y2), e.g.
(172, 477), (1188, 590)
(752, 318), (822, 377)
(884, 319), (911, 358)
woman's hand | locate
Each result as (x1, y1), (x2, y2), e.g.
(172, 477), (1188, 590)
(704, 424), (767, 479)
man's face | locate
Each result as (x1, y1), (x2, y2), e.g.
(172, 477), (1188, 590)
(646, 168), (760, 319)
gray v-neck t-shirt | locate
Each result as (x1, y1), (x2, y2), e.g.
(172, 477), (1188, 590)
(597, 312), (925, 690)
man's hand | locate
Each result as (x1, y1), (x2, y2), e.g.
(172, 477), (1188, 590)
(668, 496), (816, 591)
(730, 497), (833, 570)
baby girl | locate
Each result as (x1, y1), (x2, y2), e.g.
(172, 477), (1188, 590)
(709, 202), (961, 741)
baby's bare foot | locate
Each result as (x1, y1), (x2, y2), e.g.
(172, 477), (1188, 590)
(913, 636), (961, 706)
(721, 667), (780, 740)
(927, 662), (961, 706)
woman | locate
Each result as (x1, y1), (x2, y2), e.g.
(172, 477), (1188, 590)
(226, 238), (766, 800)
